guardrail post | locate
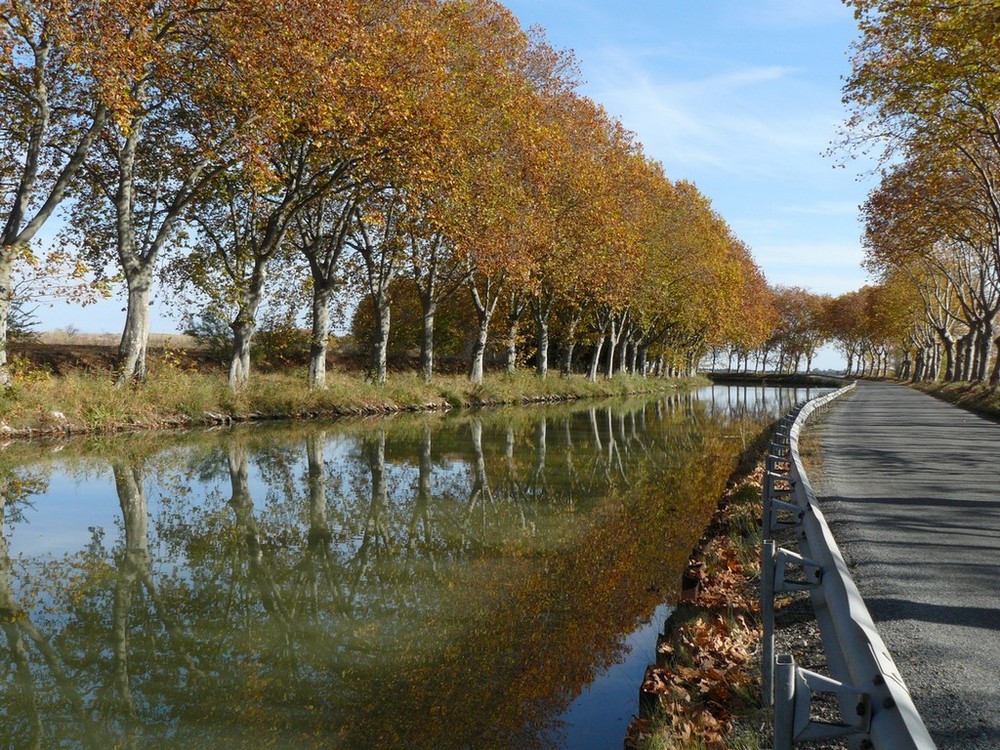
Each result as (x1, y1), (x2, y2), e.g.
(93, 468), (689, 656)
(764, 477), (802, 538)
(773, 655), (873, 748)
(762, 540), (822, 712)
(774, 653), (796, 750)
(793, 669), (871, 743)
(762, 470), (775, 540)
(761, 540), (776, 708)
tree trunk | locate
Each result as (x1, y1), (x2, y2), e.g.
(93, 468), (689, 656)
(561, 321), (577, 376)
(528, 294), (553, 378)
(626, 338), (637, 374)
(955, 332), (970, 381)
(468, 315), (489, 384)
(588, 335), (605, 382)
(228, 315), (255, 391)
(617, 318), (634, 375)
(941, 335), (955, 381)
(605, 318), (621, 379)
(536, 315), (549, 378)
(505, 318), (519, 373)
(502, 291), (527, 374)
(0, 254), (15, 387)
(559, 308), (583, 376)
(411, 232), (467, 385)
(420, 298), (436, 384)
(898, 352), (911, 381)
(990, 334), (1000, 386)
(117, 265), (153, 385)
(228, 259), (268, 392)
(467, 277), (500, 384)
(979, 327), (993, 383)
(636, 345), (648, 376)
(976, 322), (992, 382)
(114, 108), (151, 388)
(308, 283), (334, 390)
(372, 290), (391, 384)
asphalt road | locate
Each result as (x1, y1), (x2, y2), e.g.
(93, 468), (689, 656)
(810, 381), (1000, 749)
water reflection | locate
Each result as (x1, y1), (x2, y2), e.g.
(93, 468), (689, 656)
(0, 387), (818, 749)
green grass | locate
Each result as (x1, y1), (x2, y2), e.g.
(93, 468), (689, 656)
(0, 360), (706, 435)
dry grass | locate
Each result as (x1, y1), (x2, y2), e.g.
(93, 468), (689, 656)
(37, 331), (203, 348)
(0, 360), (705, 435)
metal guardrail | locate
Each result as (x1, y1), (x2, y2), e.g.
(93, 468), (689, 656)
(760, 384), (938, 750)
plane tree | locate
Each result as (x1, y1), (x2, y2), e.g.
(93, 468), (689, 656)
(862, 145), (1000, 382)
(843, 1), (1000, 381)
(765, 286), (830, 373)
(0, 0), (115, 386)
(64, 0), (259, 384)
(431, 22), (553, 384)
(519, 92), (642, 379)
(57, 0), (366, 384)
(634, 181), (761, 375)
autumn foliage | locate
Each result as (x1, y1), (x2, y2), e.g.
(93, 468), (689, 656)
(840, 1), (1000, 383)
(0, 0), (776, 390)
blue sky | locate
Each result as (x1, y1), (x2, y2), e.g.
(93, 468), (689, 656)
(36, 0), (873, 368)
(502, 0), (873, 295)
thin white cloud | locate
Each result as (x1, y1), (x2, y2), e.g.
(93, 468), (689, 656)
(593, 80), (836, 179)
(583, 40), (842, 178)
(735, 0), (854, 30)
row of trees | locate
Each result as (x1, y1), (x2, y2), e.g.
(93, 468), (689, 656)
(840, 0), (1000, 383)
(706, 284), (900, 378)
(2, 0), (785, 391)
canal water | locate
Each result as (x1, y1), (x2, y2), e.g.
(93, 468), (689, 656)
(0, 385), (823, 749)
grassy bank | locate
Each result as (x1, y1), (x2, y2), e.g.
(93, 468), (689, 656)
(910, 380), (1000, 420)
(0, 360), (708, 436)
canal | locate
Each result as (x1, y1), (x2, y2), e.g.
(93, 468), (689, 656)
(0, 385), (823, 749)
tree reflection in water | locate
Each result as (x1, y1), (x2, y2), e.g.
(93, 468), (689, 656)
(0, 387), (819, 749)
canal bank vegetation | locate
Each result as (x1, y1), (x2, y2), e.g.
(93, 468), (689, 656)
(909, 380), (1000, 422)
(0, 351), (708, 435)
